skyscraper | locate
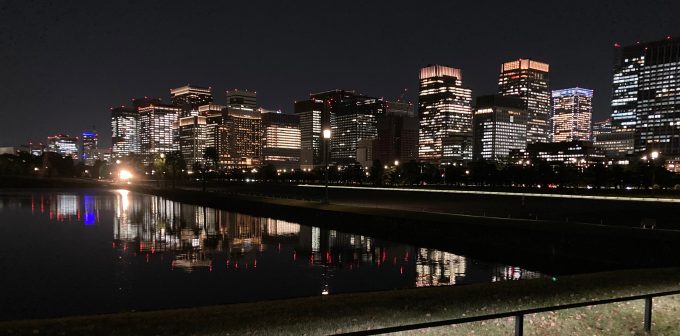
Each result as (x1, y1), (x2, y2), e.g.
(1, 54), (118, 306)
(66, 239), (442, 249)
(331, 94), (385, 163)
(111, 106), (139, 157)
(261, 109), (301, 169)
(472, 95), (527, 162)
(172, 115), (209, 167)
(372, 101), (419, 165)
(223, 108), (262, 168)
(81, 130), (98, 165)
(418, 64), (473, 164)
(498, 59), (550, 144)
(611, 43), (645, 132)
(551, 88), (593, 142)
(170, 85), (213, 117)
(630, 37), (680, 155)
(198, 103), (227, 165)
(294, 90), (354, 169)
(138, 102), (181, 156)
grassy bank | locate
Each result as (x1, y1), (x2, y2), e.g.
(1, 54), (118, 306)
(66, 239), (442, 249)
(1, 268), (680, 335)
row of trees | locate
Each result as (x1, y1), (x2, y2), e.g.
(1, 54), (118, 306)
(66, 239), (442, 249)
(0, 152), (110, 178)
(2, 149), (678, 189)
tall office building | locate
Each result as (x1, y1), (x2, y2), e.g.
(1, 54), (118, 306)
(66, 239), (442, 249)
(47, 134), (79, 159)
(597, 42), (644, 158)
(418, 64), (473, 164)
(172, 115), (209, 167)
(138, 102), (181, 155)
(170, 85), (213, 117)
(472, 95), (527, 162)
(372, 101), (419, 165)
(294, 90), (355, 169)
(81, 130), (98, 165)
(261, 109), (301, 169)
(332, 94), (386, 163)
(223, 108), (262, 168)
(611, 44), (645, 132)
(198, 103), (227, 165)
(628, 37), (680, 155)
(226, 90), (257, 111)
(111, 106), (139, 157)
(498, 59), (551, 144)
(551, 88), (593, 142)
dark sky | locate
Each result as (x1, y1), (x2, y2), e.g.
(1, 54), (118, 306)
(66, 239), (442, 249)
(1, 0), (678, 147)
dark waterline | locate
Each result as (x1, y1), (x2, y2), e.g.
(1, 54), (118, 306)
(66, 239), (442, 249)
(0, 189), (541, 321)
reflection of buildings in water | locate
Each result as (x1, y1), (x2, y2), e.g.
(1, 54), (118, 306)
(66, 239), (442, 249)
(56, 194), (78, 217)
(416, 248), (467, 287)
(108, 192), (541, 282)
(112, 192), (273, 270)
(21, 192), (104, 224)
(264, 218), (300, 236)
(492, 266), (542, 282)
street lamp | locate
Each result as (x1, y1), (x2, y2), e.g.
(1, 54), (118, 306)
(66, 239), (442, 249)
(650, 151), (660, 190)
(323, 128), (331, 203)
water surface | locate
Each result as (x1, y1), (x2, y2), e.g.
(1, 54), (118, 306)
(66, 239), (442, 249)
(0, 189), (540, 320)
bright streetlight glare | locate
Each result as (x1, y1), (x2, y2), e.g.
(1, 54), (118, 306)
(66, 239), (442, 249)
(119, 169), (133, 181)
(651, 151), (660, 160)
(323, 129), (331, 139)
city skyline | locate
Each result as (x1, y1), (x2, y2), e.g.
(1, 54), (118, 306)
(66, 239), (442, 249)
(1, 1), (678, 147)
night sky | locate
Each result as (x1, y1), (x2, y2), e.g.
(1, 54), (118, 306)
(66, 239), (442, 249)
(1, 0), (678, 147)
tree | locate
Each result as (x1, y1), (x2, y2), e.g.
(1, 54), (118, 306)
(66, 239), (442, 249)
(164, 151), (186, 189)
(203, 147), (219, 169)
(257, 164), (277, 182)
(402, 160), (420, 185)
(369, 160), (384, 186)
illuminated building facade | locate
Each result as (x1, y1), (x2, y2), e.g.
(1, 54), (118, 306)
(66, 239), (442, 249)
(611, 43), (644, 132)
(172, 116), (209, 167)
(198, 104), (227, 165)
(223, 108), (262, 168)
(632, 37), (680, 155)
(138, 103), (181, 155)
(511, 140), (605, 167)
(170, 85), (213, 117)
(295, 90), (354, 169)
(331, 94), (386, 163)
(295, 98), (324, 169)
(418, 64), (473, 164)
(592, 118), (632, 159)
(498, 59), (551, 145)
(261, 109), (300, 169)
(594, 131), (635, 158)
(111, 106), (139, 157)
(81, 130), (98, 165)
(473, 95), (527, 162)
(551, 88), (593, 142)
(592, 119), (612, 141)
(47, 134), (79, 159)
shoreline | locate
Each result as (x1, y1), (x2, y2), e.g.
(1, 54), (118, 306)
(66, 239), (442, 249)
(1, 267), (680, 335)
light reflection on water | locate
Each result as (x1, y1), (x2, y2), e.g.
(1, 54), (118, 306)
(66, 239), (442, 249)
(0, 189), (541, 320)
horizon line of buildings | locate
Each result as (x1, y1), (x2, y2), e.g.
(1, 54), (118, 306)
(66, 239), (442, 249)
(3, 36), (678, 173)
